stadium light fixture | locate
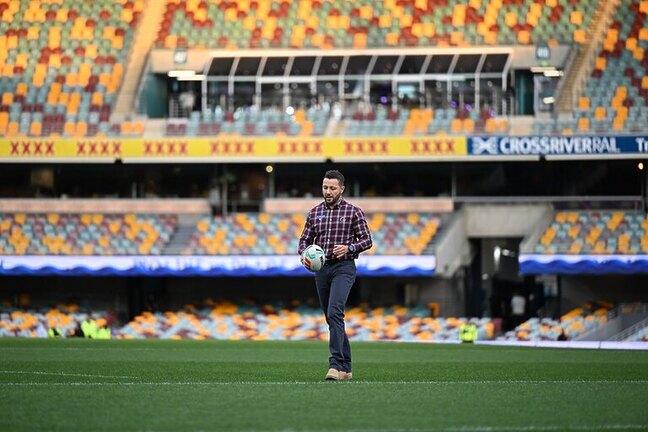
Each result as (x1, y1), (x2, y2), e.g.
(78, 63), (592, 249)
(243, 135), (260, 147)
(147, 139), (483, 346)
(178, 74), (206, 81)
(530, 66), (556, 73)
(168, 70), (197, 78)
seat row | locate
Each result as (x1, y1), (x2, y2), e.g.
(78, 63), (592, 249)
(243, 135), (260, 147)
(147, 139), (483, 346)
(534, 211), (648, 255)
(116, 300), (494, 342)
(164, 106), (510, 137)
(0, 212), (440, 256)
(0, 213), (177, 256)
(185, 212), (441, 256)
(0, 304), (111, 338)
(0, 0), (141, 137)
(156, 0), (598, 49)
(498, 301), (613, 341)
(562, 0), (648, 133)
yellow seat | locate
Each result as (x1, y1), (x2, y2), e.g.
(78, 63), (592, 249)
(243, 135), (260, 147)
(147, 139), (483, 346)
(450, 118), (462, 133)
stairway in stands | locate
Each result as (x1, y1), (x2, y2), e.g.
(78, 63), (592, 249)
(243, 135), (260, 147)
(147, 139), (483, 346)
(556, 0), (620, 112)
(163, 214), (202, 255)
(114, 0), (166, 116)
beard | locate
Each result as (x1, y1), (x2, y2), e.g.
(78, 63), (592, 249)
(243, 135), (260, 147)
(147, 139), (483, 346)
(324, 193), (340, 205)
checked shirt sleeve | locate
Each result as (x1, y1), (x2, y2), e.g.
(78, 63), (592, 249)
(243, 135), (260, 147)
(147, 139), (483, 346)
(350, 208), (372, 254)
(298, 210), (315, 255)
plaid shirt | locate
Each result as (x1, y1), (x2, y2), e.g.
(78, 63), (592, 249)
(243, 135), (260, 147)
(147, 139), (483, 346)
(298, 198), (373, 260)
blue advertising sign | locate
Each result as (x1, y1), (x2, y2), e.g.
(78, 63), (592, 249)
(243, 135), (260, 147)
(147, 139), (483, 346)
(469, 136), (648, 156)
(0, 255), (435, 277)
(519, 254), (648, 275)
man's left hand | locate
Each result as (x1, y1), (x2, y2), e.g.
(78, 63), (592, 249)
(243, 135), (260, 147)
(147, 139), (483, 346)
(332, 245), (348, 259)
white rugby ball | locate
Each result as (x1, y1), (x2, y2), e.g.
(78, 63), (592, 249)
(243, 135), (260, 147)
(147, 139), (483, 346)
(301, 244), (325, 272)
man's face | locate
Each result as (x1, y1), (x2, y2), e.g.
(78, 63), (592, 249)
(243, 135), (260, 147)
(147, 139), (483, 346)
(322, 178), (344, 206)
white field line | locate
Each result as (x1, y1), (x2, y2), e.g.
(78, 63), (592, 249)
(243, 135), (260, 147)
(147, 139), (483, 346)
(1, 379), (647, 386)
(240, 426), (648, 432)
(278, 427), (648, 432)
(0, 370), (136, 379)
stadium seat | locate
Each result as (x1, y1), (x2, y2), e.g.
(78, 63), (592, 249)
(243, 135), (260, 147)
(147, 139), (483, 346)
(183, 212), (441, 256)
(532, 211), (648, 255)
(566, 0), (648, 133)
(1, 1), (141, 137)
(114, 299), (493, 341)
(155, 0), (599, 49)
(0, 213), (177, 256)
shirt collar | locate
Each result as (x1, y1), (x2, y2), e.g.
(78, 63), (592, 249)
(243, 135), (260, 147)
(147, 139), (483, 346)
(324, 197), (345, 209)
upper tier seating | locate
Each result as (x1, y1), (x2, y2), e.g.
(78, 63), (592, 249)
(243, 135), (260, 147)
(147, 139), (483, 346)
(0, 0), (143, 137)
(533, 211), (648, 255)
(578, 0), (648, 133)
(344, 106), (509, 136)
(533, 0), (648, 135)
(183, 212), (441, 255)
(0, 213), (177, 255)
(156, 0), (600, 49)
(166, 105), (511, 137)
(116, 299), (495, 341)
(166, 106), (329, 136)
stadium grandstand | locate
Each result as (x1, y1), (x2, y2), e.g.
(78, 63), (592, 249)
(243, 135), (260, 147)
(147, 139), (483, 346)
(1, 0), (647, 347)
(2, 1), (648, 430)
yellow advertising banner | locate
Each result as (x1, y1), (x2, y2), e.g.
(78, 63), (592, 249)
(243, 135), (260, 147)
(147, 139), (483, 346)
(0, 136), (467, 162)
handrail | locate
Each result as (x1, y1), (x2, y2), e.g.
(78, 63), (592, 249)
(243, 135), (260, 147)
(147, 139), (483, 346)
(453, 195), (642, 205)
(570, 0), (621, 111)
(553, 44), (580, 112)
(133, 51), (152, 116)
(609, 316), (648, 342)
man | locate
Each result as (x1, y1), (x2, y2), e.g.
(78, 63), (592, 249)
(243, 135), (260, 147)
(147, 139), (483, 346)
(510, 291), (526, 329)
(459, 321), (478, 343)
(298, 170), (373, 381)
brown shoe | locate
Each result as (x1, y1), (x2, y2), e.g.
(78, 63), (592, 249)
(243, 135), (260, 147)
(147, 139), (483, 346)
(325, 368), (340, 381)
(339, 371), (353, 381)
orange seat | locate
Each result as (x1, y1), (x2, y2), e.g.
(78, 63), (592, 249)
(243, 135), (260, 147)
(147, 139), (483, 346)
(29, 122), (42, 136)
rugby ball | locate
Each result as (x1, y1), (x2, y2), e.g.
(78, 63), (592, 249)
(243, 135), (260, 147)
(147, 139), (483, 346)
(301, 244), (325, 272)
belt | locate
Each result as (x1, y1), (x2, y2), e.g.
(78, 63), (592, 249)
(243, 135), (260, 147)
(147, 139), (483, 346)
(325, 258), (353, 265)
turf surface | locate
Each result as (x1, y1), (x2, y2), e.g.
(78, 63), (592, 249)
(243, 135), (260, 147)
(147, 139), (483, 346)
(1, 338), (647, 431)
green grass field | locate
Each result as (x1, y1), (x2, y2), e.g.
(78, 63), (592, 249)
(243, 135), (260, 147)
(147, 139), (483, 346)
(1, 338), (647, 432)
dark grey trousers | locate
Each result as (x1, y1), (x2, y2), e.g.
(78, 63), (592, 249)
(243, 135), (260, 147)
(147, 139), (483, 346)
(314, 260), (356, 373)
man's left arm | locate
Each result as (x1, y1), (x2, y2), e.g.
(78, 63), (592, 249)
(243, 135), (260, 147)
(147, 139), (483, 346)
(349, 208), (372, 254)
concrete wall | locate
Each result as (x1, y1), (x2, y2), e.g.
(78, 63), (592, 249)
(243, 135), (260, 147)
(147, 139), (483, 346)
(560, 276), (648, 314)
(464, 204), (552, 238)
(434, 210), (471, 277)
(578, 313), (648, 341)
(0, 198), (210, 214)
(264, 197), (454, 214)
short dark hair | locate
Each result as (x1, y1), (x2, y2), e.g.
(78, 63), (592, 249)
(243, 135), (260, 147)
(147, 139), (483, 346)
(324, 170), (345, 186)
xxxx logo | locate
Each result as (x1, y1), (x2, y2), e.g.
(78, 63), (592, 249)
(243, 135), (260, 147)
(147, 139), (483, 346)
(210, 141), (255, 155)
(410, 139), (456, 154)
(10, 141), (55, 156)
(143, 141), (188, 156)
(77, 141), (122, 156)
(278, 141), (323, 154)
(344, 140), (389, 154)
